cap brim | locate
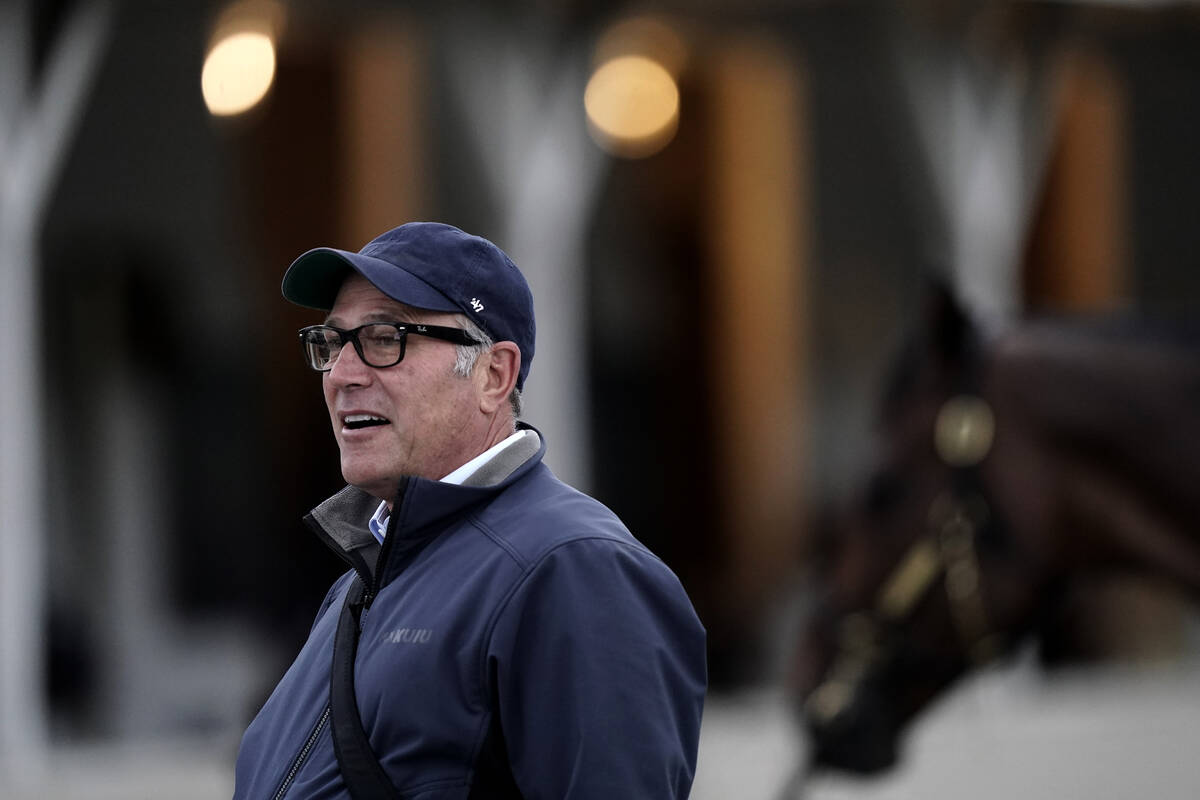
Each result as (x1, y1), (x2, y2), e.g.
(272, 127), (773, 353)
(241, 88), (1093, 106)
(281, 247), (460, 313)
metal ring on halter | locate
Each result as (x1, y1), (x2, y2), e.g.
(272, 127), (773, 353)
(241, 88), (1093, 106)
(803, 395), (1001, 728)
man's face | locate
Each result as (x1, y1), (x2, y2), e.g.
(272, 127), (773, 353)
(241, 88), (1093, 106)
(322, 273), (485, 500)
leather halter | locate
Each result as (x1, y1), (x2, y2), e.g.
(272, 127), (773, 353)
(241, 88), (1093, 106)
(804, 393), (1001, 728)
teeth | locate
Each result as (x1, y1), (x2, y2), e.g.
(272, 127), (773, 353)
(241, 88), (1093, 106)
(344, 413), (389, 430)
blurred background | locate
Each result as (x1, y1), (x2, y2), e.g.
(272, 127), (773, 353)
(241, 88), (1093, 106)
(1, 0), (1198, 797)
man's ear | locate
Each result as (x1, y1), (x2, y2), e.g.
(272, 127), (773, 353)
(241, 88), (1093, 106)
(477, 341), (521, 414)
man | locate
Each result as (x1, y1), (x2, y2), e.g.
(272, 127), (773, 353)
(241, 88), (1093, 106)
(234, 222), (707, 799)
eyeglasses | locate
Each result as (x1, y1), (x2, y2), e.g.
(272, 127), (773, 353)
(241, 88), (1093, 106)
(299, 322), (480, 372)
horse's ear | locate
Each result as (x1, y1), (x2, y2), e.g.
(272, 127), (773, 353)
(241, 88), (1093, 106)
(920, 276), (974, 363)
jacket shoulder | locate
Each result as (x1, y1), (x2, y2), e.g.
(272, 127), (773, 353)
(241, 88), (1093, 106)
(474, 464), (646, 566)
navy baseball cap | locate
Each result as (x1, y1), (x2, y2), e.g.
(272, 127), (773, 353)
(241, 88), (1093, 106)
(282, 222), (536, 389)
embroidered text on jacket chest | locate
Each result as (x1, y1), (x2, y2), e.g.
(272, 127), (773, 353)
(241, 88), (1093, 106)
(379, 627), (434, 644)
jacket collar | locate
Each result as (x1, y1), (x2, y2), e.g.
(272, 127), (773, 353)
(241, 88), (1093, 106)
(306, 424), (545, 576)
(387, 424), (543, 536)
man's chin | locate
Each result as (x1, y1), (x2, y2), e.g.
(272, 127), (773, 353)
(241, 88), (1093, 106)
(340, 465), (400, 502)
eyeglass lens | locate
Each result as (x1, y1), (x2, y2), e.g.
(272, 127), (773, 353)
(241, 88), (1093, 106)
(302, 324), (407, 370)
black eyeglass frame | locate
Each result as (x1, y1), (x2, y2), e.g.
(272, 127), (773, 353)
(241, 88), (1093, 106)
(298, 321), (481, 372)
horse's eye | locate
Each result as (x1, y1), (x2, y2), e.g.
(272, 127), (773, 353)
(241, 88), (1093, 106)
(864, 470), (905, 516)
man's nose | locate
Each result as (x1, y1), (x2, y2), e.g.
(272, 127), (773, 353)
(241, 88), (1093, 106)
(326, 341), (373, 386)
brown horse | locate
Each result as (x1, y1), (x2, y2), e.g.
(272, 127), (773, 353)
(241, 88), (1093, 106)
(791, 285), (1200, 776)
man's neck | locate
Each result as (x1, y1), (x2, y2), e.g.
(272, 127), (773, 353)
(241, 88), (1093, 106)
(379, 424), (524, 511)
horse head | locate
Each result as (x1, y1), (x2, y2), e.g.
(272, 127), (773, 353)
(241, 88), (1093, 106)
(793, 283), (1059, 773)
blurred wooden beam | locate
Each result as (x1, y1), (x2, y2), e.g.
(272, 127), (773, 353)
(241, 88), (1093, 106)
(1023, 48), (1128, 311)
(339, 17), (428, 246)
(703, 36), (810, 634)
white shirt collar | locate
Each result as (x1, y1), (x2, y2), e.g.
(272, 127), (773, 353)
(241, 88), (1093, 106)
(368, 429), (530, 544)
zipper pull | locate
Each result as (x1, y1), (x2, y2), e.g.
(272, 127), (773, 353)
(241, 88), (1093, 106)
(358, 591), (374, 631)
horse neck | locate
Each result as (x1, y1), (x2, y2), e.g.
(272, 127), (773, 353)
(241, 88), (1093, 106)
(989, 322), (1200, 595)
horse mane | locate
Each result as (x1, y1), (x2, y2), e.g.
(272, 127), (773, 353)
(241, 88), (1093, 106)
(993, 311), (1200, 592)
(998, 313), (1200, 485)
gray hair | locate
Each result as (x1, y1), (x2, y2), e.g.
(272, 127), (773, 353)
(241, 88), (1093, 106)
(452, 315), (523, 419)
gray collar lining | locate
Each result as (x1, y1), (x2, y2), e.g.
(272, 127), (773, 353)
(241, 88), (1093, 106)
(313, 429), (542, 555)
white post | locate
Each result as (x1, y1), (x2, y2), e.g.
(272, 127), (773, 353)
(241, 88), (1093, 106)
(891, 12), (1059, 323)
(502, 64), (607, 494)
(0, 0), (112, 780)
(445, 21), (607, 491)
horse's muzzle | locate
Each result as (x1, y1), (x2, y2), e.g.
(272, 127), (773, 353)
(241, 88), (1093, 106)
(803, 682), (901, 774)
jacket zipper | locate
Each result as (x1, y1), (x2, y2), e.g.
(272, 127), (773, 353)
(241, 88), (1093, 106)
(272, 703), (331, 800)
(358, 476), (409, 613)
(276, 476), (408, 798)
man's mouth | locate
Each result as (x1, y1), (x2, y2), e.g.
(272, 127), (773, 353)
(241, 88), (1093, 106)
(343, 413), (390, 431)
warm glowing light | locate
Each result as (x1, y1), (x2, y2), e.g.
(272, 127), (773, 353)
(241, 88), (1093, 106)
(202, 31), (276, 116)
(584, 55), (679, 159)
(594, 16), (688, 79)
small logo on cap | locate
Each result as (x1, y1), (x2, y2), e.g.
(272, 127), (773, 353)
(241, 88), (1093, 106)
(470, 298), (484, 313)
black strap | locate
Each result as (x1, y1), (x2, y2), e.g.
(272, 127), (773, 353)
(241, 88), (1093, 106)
(330, 569), (522, 799)
(330, 576), (402, 800)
